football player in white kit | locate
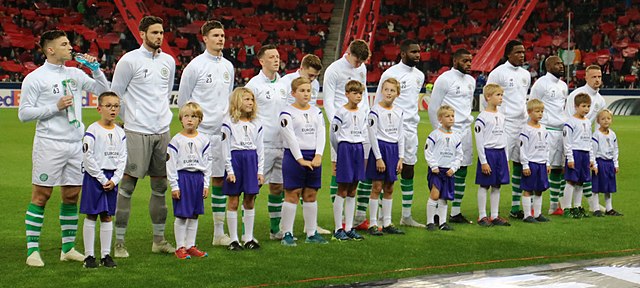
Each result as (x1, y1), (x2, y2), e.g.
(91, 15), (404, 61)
(178, 20), (234, 246)
(428, 48), (475, 225)
(19, 30), (109, 267)
(280, 54), (322, 106)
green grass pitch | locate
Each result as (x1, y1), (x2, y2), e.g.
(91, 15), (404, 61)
(0, 108), (639, 287)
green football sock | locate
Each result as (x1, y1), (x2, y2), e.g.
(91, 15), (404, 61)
(60, 203), (78, 253)
(26, 203), (44, 256)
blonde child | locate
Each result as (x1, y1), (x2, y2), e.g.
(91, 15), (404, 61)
(591, 109), (622, 216)
(279, 77), (328, 246)
(81, 92), (126, 268)
(222, 88), (264, 250)
(474, 84), (511, 227)
(167, 102), (211, 259)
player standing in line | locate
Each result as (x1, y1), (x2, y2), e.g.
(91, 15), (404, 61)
(81, 92), (126, 269)
(279, 77), (329, 246)
(562, 93), (596, 218)
(111, 16), (176, 257)
(221, 88), (264, 251)
(424, 105), (463, 231)
(167, 103), (211, 259)
(245, 44), (288, 240)
(178, 20), (234, 246)
(19, 29), (109, 267)
(428, 48), (475, 225)
(365, 78), (405, 236)
(486, 40), (531, 220)
(519, 99), (551, 223)
(323, 40), (370, 216)
(591, 109), (622, 217)
(330, 80), (368, 241)
(475, 84), (511, 227)
(566, 65), (606, 214)
(528, 56), (568, 215)
(280, 54), (322, 107)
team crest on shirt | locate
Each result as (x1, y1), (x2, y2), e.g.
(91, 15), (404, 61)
(280, 88), (286, 98)
(359, 72), (364, 79)
(522, 78), (527, 85)
(161, 67), (169, 78)
(417, 79), (422, 87)
(67, 79), (78, 91)
(223, 72), (230, 81)
(303, 113), (309, 123)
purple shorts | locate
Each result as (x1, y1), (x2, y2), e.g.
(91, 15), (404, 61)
(565, 150), (591, 183)
(475, 148), (510, 187)
(592, 158), (616, 193)
(427, 167), (455, 200)
(223, 150), (260, 196)
(80, 170), (117, 215)
(173, 170), (205, 218)
(282, 149), (322, 190)
(336, 142), (365, 184)
(365, 140), (399, 182)
(521, 162), (549, 192)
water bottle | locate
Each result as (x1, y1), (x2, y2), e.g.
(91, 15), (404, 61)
(62, 80), (80, 128)
(72, 52), (100, 71)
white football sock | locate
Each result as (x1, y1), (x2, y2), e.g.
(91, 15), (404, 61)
(83, 218), (96, 257)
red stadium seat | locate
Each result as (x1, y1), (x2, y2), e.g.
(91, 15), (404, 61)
(575, 70), (586, 80)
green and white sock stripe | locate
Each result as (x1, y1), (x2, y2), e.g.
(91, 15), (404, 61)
(451, 167), (467, 210)
(59, 203), (78, 253)
(330, 176), (337, 203)
(511, 164), (523, 213)
(210, 186), (226, 213)
(356, 180), (372, 215)
(26, 203), (44, 256)
(583, 182), (593, 198)
(560, 178), (566, 198)
(400, 178), (414, 209)
(267, 194), (283, 233)
(549, 171), (562, 205)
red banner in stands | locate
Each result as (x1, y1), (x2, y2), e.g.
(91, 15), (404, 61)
(341, 0), (379, 55)
(114, 0), (180, 65)
(471, 0), (538, 72)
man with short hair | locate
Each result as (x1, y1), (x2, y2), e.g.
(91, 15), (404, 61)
(245, 44), (288, 240)
(372, 39), (426, 228)
(281, 54), (322, 106)
(322, 39), (370, 217)
(529, 56), (568, 215)
(565, 64), (606, 214)
(428, 48), (475, 225)
(178, 20), (234, 246)
(19, 29), (109, 267)
(111, 15), (176, 257)
(486, 40), (531, 220)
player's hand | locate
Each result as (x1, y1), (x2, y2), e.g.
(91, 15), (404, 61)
(103, 180), (115, 191)
(481, 163), (491, 175)
(258, 174), (264, 185)
(523, 168), (531, 177)
(446, 169), (454, 177)
(592, 167), (598, 175)
(297, 158), (314, 170)
(376, 159), (386, 173)
(57, 95), (73, 110)
(79, 53), (97, 63)
(203, 188), (209, 199)
(227, 174), (236, 183)
(172, 190), (180, 200)
(432, 167), (440, 174)
(396, 161), (403, 174)
(547, 166), (551, 175)
(567, 161), (575, 169)
(311, 155), (322, 167)
(615, 167), (619, 174)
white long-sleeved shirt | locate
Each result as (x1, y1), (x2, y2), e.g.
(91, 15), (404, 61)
(279, 105), (325, 160)
(166, 132), (212, 191)
(566, 84), (606, 124)
(374, 62), (425, 128)
(367, 103), (405, 160)
(280, 70), (320, 107)
(486, 61), (530, 121)
(474, 110), (508, 164)
(111, 46), (175, 134)
(221, 116), (264, 175)
(428, 68), (475, 131)
(82, 122), (127, 185)
(519, 124), (549, 169)
(178, 50), (234, 135)
(245, 70), (287, 148)
(322, 55), (369, 122)
(330, 106), (368, 151)
(592, 129), (618, 168)
(529, 73), (568, 129)
(424, 128), (463, 172)
(18, 61), (109, 141)
(563, 116), (593, 163)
